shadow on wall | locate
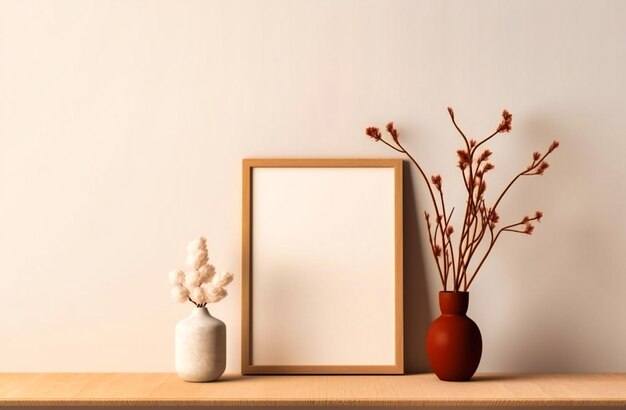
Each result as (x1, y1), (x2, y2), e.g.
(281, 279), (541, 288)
(402, 161), (433, 374)
(494, 112), (602, 372)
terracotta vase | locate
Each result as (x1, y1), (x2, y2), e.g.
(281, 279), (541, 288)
(426, 291), (482, 381)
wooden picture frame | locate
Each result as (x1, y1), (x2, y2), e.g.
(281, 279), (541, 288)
(242, 158), (403, 374)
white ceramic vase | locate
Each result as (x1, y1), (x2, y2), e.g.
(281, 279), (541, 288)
(175, 307), (226, 382)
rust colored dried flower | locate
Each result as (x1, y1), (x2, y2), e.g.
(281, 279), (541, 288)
(524, 223), (534, 235)
(470, 139), (477, 148)
(431, 174), (443, 191)
(549, 140), (560, 152)
(488, 209), (500, 229)
(457, 149), (470, 162)
(489, 209), (500, 224)
(477, 149), (492, 163)
(446, 226), (454, 236)
(483, 163), (495, 172)
(522, 216), (530, 224)
(533, 151), (541, 161)
(497, 109), (513, 133)
(535, 211), (543, 222)
(447, 107), (455, 120)
(457, 149), (470, 169)
(536, 161), (550, 175)
(434, 245), (442, 257)
(386, 122), (399, 142)
(365, 126), (382, 141)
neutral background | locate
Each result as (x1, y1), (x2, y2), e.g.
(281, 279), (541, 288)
(1, 0), (625, 374)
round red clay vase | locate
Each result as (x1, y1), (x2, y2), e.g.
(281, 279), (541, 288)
(426, 291), (482, 381)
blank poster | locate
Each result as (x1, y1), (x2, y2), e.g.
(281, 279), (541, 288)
(249, 165), (398, 368)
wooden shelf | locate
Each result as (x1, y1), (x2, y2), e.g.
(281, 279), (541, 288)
(0, 373), (625, 407)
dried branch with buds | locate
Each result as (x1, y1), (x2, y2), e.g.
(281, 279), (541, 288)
(365, 108), (559, 291)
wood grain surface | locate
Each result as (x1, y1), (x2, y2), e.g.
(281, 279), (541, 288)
(0, 373), (625, 407)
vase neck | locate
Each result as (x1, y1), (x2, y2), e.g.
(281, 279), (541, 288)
(439, 291), (469, 315)
(190, 306), (212, 318)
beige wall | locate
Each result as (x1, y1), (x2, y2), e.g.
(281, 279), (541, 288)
(1, 0), (625, 373)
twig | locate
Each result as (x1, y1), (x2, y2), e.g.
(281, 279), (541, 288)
(366, 110), (558, 291)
